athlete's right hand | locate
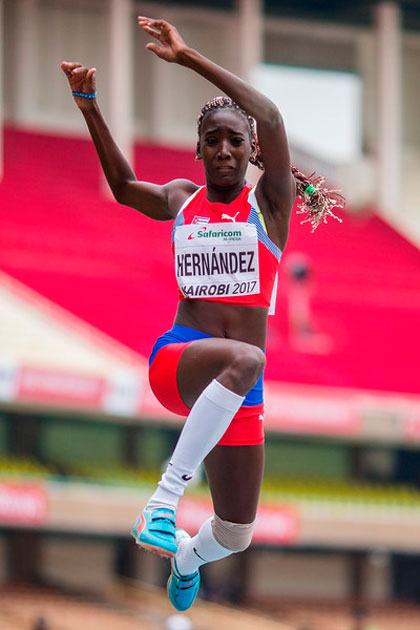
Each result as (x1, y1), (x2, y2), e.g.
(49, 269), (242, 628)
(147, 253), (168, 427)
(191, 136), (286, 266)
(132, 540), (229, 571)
(60, 62), (97, 111)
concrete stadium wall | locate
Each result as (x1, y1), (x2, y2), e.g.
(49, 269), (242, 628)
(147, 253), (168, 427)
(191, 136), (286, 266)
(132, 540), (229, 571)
(4, 0), (110, 131)
(3, 1), (420, 155)
(4, 0), (420, 237)
(252, 551), (351, 599)
(403, 41), (420, 148)
(40, 536), (115, 593)
(0, 413), (8, 452)
(0, 534), (8, 582)
(133, 7), (239, 145)
(250, 550), (390, 601)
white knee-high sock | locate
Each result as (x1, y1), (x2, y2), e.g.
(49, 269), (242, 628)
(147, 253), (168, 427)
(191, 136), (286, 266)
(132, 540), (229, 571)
(175, 517), (233, 576)
(146, 379), (244, 512)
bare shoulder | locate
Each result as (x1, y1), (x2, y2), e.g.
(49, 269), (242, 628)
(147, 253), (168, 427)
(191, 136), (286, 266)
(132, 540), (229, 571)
(164, 178), (200, 217)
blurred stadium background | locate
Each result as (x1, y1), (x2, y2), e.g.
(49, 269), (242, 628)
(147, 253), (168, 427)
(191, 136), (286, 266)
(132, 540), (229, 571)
(1, 1), (420, 629)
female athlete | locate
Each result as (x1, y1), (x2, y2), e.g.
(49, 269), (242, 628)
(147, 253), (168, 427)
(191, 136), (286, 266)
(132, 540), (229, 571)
(61, 16), (342, 612)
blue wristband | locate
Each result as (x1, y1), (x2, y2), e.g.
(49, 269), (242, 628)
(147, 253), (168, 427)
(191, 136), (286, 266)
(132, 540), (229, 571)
(72, 91), (97, 99)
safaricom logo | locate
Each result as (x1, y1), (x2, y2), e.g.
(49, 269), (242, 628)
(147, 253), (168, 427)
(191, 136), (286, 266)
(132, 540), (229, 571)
(188, 226), (242, 240)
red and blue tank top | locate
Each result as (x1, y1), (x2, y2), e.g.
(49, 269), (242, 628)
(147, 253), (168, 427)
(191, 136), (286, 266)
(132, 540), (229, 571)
(171, 184), (282, 314)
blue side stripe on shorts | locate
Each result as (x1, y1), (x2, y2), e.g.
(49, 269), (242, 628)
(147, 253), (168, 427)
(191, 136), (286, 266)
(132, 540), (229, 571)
(149, 325), (212, 366)
(149, 324), (264, 407)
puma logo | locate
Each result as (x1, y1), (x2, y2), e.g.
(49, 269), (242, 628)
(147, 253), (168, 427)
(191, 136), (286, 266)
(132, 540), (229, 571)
(221, 211), (240, 222)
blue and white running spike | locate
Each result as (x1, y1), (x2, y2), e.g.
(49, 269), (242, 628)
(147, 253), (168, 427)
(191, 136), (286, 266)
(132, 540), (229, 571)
(167, 529), (200, 611)
(131, 507), (177, 558)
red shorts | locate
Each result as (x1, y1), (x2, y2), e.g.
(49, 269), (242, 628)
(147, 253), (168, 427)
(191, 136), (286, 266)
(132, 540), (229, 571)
(149, 342), (264, 446)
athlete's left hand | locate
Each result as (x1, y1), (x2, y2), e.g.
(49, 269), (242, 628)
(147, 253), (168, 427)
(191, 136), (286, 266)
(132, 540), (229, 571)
(138, 17), (187, 63)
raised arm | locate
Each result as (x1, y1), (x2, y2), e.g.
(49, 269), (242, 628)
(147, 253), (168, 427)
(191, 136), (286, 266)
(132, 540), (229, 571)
(60, 62), (196, 221)
(138, 17), (295, 235)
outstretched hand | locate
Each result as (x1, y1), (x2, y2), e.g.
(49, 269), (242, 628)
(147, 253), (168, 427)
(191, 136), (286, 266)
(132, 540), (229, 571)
(138, 16), (187, 63)
(60, 62), (97, 110)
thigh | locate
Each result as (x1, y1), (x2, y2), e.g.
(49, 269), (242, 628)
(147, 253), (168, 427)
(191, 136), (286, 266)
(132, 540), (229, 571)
(176, 337), (263, 408)
(204, 444), (265, 524)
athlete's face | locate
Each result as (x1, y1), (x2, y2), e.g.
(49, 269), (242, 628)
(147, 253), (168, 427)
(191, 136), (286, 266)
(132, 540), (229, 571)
(198, 109), (254, 187)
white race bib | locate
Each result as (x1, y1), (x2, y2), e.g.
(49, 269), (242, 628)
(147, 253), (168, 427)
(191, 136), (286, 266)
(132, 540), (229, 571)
(174, 222), (260, 299)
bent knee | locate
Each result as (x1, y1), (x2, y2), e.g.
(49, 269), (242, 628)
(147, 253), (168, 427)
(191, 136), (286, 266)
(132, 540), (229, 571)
(212, 513), (256, 552)
(244, 346), (266, 375)
(229, 345), (266, 389)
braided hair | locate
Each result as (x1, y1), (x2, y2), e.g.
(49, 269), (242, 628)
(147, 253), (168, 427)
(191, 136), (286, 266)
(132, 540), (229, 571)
(196, 96), (344, 231)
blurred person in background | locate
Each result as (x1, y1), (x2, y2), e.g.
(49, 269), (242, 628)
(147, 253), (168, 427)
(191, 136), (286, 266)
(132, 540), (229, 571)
(61, 15), (341, 613)
(285, 251), (333, 354)
(286, 252), (313, 336)
(32, 616), (49, 630)
(165, 613), (193, 630)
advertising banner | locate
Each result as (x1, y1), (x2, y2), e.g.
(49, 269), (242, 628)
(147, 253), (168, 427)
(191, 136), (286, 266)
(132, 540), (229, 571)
(0, 482), (48, 525)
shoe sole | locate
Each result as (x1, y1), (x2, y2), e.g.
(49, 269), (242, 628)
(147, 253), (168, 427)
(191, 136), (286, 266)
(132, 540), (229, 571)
(131, 531), (175, 558)
(131, 513), (176, 559)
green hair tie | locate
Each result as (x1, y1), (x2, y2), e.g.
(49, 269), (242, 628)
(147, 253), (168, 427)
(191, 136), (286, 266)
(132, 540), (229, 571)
(305, 184), (317, 196)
